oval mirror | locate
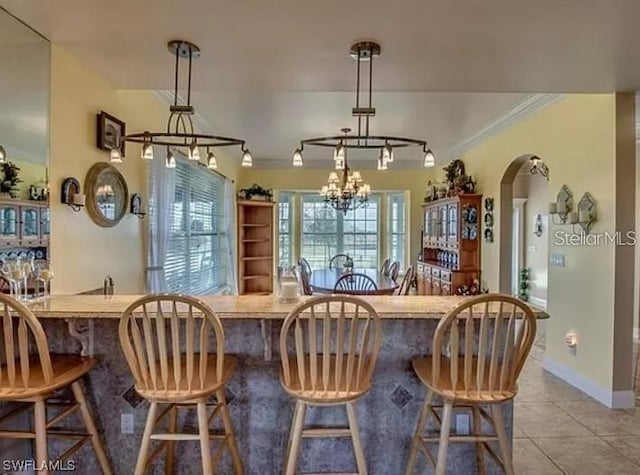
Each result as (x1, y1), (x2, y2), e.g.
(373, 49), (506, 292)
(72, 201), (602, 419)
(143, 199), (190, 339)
(84, 163), (128, 227)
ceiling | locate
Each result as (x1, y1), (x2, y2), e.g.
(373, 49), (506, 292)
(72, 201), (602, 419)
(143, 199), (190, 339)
(3, 0), (640, 167)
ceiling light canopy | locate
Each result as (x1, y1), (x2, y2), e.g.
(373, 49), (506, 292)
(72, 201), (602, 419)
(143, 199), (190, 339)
(292, 41), (434, 169)
(124, 40), (251, 168)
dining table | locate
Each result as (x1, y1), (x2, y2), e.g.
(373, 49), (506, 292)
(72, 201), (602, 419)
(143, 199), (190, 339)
(308, 267), (399, 295)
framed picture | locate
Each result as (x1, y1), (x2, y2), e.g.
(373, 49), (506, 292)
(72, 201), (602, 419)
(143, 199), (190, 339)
(97, 111), (126, 157)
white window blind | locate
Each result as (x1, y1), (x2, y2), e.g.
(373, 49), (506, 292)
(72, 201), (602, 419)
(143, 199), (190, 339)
(155, 158), (227, 294)
(301, 194), (379, 269)
(278, 192), (293, 267)
(387, 192), (407, 271)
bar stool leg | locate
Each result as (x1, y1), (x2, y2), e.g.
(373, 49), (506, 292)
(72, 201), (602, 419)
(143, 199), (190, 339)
(135, 401), (158, 475)
(472, 405), (486, 475)
(197, 401), (213, 474)
(283, 401), (301, 471)
(405, 389), (434, 474)
(346, 402), (367, 475)
(165, 404), (178, 474)
(284, 401), (306, 475)
(216, 389), (243, 475)
(435, 400), (453, 475)
(71, 381), (112, 474)
(33, 398), (50, 475)
(491, 404), (514, 475)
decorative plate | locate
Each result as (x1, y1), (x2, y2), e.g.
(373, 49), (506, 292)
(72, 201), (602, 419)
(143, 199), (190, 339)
(469, 224), (478, 240)
(484, 228), (494, 243)
(467, 206), (478, 223)
(484, 197), (494, 211)
(484, 212), (493, 227)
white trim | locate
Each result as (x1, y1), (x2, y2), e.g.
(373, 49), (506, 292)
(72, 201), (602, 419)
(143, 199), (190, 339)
(543, 356), (635, 409)
(446, 94), (564, 160)
(634, 327), (639, 341)
(528, 295), (547, 310)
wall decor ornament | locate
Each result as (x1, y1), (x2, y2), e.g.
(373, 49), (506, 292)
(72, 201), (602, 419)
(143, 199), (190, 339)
(548, 184), (573, 224)
(84, 163), (129, 227)
(533, 214), (543, 237)
(571, 192), (597, 234)
(97, 111), (126, 162)
(130, 193), (146, 219)
(61, 177), (85, 212)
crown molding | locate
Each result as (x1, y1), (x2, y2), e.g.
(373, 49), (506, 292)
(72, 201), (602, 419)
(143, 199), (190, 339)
(445, 93), (564, 161)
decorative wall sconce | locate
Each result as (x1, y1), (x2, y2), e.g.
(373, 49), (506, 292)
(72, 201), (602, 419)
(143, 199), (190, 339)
(548, 184), (573, 224)
(568, 192), (597, 234)
(533, 214), (543, 237)
(61, 177), (85, 212)
(130, 193), (146, 219)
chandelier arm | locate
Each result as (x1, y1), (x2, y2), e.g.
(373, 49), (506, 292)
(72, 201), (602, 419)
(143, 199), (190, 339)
(367, 48), (373, 139)
(173, 48), (179, 107)
(301, 135), (427, 148)
(187, 46), (193, 107)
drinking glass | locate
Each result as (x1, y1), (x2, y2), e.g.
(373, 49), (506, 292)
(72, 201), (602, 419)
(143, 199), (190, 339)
(35, 261), (54, 299)
(2, 258), (24, 298)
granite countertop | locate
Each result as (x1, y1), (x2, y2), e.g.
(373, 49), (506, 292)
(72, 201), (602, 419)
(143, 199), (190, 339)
(25, 294), (548, 319)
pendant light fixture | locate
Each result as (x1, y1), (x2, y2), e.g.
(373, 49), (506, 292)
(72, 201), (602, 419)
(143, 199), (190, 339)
(292, 41), (434, 169)
(124, 40), (251, 168)
(207, 150), (218, 169)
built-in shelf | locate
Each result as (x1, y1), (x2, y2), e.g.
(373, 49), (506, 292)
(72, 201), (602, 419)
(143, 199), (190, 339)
(242, 223), (270, 228)
(243, 291), (271, 296)
(241, 256), (274, 261)
(241, 274), (270, 280)
(242, 238), (271, 243)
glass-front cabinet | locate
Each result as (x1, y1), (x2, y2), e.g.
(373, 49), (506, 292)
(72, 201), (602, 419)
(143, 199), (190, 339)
(21, 206), (40, 241)
(40, 207), (50, 241)
(447, 204), (458, 242)
(0, 203), (19, 246)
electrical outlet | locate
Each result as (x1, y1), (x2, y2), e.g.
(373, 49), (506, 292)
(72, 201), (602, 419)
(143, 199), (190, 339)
(455, 413), (470, 435)
(121, 413), (134, 434)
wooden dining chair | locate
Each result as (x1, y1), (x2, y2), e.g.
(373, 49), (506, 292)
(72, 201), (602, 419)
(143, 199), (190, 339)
(380, 258), (391, 275)
(300, 265), (313, 295)
(280, 295), (383, 475)
(405, 294), (536, 475)
(388, 261), (400, 281)
(298, 257), (312, 276)
(329, 253), (350, 269)
(397, 265), (415, 295)
(0, 294), (111, 475)
(118, 294), (243, 475)
(334, 273), (378, 295)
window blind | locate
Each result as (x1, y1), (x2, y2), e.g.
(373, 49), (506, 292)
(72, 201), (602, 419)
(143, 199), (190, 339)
(152, 158), (227, 294)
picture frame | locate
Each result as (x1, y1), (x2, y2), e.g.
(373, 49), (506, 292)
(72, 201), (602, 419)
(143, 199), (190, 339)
(97, 111), (126, 157)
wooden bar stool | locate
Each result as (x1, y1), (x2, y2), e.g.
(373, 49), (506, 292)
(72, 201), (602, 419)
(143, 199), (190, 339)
(118, 294), (243, 475)
(405, 294), (536, 475)
(280, 295), (383, 475)
(0, 294), (111, 475)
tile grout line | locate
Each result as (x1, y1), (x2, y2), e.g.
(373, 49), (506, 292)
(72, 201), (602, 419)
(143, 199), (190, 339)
(526, 436), (568, 475)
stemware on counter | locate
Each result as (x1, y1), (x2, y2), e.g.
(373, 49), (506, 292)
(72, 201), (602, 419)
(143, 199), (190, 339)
(1, 256), (53, 300)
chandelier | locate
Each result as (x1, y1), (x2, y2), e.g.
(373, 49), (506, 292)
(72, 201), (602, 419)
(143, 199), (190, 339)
(320, 127), (371, 214)
(123, 40), (252, 169)
(291, 41), (435, 169)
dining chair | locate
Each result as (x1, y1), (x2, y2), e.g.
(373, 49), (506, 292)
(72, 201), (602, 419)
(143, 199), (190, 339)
(405, 294), (536, 475)
(0, 294), (112, 475)
(119, 294), (243, 475)
(280, 295), (383, 475)
(388, 261), (400, 281)
(298, 257), (312, 277)
(329, 253), (350, 269)
(397, 265), (415, 295)
(334, 273), (378, 295)
(380, 258), (391, 275)
(300, 265), (313, 295)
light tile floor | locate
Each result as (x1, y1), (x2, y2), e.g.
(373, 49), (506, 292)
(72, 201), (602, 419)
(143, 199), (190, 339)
(513, 344), (640, 474)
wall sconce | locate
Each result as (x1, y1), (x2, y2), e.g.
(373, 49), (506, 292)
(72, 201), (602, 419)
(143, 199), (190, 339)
(533, 214), (543, 237)
(130, 193), (146, 219)
(548, 184), (573, 224)
(568, 192), (597, 234)
(61, 177), (85, 212)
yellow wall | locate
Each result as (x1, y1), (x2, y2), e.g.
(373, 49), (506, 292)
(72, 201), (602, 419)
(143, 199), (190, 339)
(50, 45), (242, 294)
(438, 94), (619, 394)
(239, 168), (436, 260)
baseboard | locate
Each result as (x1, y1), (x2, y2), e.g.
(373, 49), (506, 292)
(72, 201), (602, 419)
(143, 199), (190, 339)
(528, 295), (547, 310)
(543, 356), (635, 409)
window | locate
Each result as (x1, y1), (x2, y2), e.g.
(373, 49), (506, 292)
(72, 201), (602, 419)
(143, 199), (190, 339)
(278, 192), (293, 267)
(387, 192), (407, 271)
(161, 159), (227, 294)
(301, 194), (379, 269)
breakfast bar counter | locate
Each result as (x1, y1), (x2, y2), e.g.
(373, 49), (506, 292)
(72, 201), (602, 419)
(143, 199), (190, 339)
(26, 295), (543, 474)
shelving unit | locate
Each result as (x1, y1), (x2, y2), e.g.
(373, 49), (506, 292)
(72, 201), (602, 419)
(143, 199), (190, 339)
(237, 200), (275, 295)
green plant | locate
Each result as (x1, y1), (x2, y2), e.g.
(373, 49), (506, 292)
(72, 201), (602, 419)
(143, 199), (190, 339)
(239, 183), (273, 201)
(443, 159), (466, 185)
(518, 268), (530, 302)
(0, 162), (22, 198)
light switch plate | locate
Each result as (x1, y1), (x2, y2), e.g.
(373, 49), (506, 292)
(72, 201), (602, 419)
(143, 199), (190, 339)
(550, 253), (565, 267)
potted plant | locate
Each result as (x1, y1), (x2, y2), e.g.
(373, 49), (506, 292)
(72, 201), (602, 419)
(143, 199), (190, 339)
(238, 183), (274, 201)
(0, 162), (22, 198)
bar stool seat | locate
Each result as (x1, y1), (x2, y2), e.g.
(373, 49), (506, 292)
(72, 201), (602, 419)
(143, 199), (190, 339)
(134, 354), (237, 402)
(0, 295), (111, 475)
(280, 354), (370, 404)
(412, 356), (518, 403)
